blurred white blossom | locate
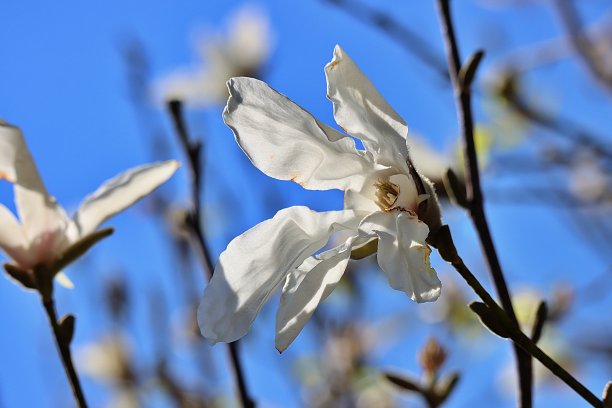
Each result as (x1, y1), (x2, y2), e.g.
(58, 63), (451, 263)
(77, 335), (132, 381)
(0, 121), (179, 285)
(155, 6), (273, 107)
(77, 335), (139, 408)
(568, 148), (610, 203)
(198, 46), (443, 352)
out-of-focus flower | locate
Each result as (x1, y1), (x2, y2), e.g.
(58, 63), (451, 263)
(198, 45), (443, 352)
(568, 148), (610, 203)
(77, 335), (134, 382)
(155, 6), (273, 107)
(295, 324), (396, 408)
(77, 335), (139, 408)
(0, 121), (179, 286)
(417, 277), (482, 337)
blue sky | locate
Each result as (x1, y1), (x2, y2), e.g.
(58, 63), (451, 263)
(0, 1), (610, 407)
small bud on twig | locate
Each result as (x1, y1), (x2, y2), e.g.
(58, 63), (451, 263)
(530, 301), (548, 343)
(603, 382), (612, 407)
(458, 50), (485, 91)
(469, 301), (511, 338)
(442, 168), (468, 209)
(58, 314), (76, 345)
(419, 337), (447, 374)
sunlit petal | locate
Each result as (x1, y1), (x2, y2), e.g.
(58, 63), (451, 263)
(325, 45), (409, 168)
(72, 160), (179, 239)
(0, 204), (31, 267)
(275, 234), (365, 352)
(198, 206), (361, 344)
(0, 121), (69, 249)
(223, 77), (372, 191)
(359, 211), (441, 302)
(55, 271), (75, 289)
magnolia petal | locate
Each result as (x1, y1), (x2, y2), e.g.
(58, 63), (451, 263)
(359, 211), (441, 303)
(72, 161), (179, 239)
(198, 206), (361, 344)
(344, 188), (380, 213)
(0, 204), (31, 267)
(55, 272), (75, 289)
(223, 77), (372, 191)
(275, 234), (363, 352)
(325, 46), (409, 168)
(0, 122), (69, 251)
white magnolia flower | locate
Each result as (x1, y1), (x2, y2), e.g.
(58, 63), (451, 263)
(155, 6), (273, 107)
(0, 121), (179, 285)
(198, 46), (442, 352)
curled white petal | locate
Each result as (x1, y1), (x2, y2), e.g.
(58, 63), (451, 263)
(275, 234), (366, 352)
(72, 160), (180, 239)
(325, 45), (408, 168)
(198, 206), (361, 344)
(223, 77), (372, 191)
(359, 211), (441, 303)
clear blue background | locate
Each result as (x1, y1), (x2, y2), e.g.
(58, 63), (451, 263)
(0, 1), (610, 407)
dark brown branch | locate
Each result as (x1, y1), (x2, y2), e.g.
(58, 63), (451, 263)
(431, 226), (603, 407)
(38, 290), (88, 408)
(433, 1), (534, 406)
(167, 101), (255, 408)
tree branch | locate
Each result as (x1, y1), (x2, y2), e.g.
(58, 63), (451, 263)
(168, 101), (255, 408)
(33, 266), (88, 408)
(431, 226), (603, 407)
(434, 1), (533, 406)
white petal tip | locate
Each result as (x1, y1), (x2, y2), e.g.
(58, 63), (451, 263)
(164, 160), (181, 171)
(412, 287), (442, 304)
(55, 272), (75, 289)
(274, 339), (289, 354)
(325, 46), (344, 73)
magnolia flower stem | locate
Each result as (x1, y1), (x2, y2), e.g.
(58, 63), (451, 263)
(434, 0), (534, 406)
(41, 298), (88, 408)
(168, 101), (255, 408)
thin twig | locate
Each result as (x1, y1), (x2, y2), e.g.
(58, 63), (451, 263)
(432, 226), (603, 407)
(496, 73), (612, 162)
(434, 1), (534, 406)
(454, 260), (603, 407)
(167, 101), (255, 408)
(41, 298), (88, 408)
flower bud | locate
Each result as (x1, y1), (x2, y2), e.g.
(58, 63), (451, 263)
(418, 337), (447, 374)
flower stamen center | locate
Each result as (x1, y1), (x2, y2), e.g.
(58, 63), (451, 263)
(374, 179), (400, 211)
